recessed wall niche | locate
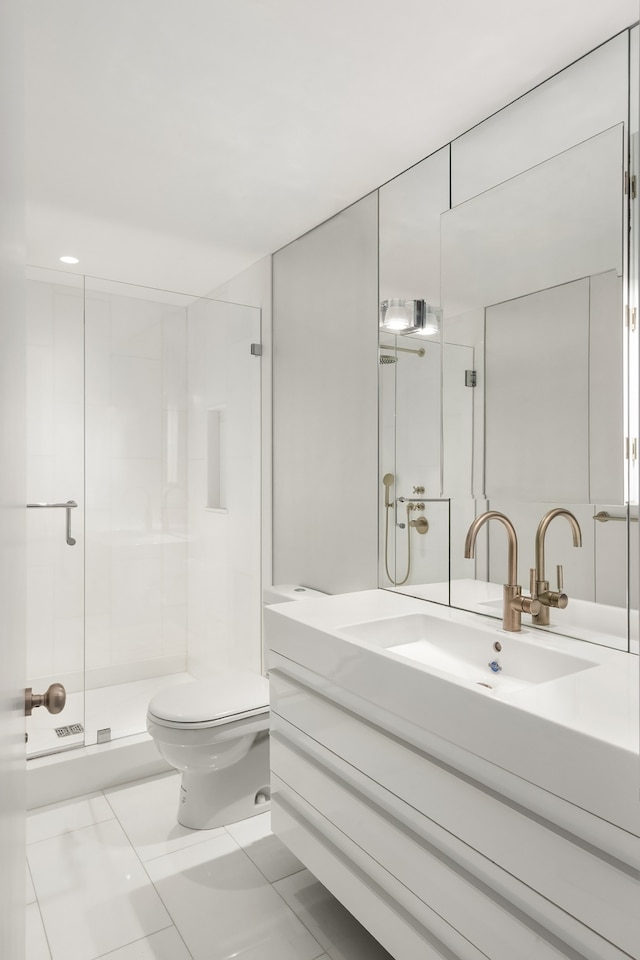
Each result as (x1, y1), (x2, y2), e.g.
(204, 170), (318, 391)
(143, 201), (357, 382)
(206, 406), (226, 511)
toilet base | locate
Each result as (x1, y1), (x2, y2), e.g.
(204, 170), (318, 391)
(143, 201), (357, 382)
(177, 731), (270, 830)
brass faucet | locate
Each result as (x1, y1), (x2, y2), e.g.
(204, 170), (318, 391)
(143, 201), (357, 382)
(464, 511), (540, 632)
(531, 508), (582, 625)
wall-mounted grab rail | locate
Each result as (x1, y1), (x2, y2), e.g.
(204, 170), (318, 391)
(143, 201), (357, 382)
(27, 500), (78, 545)
(593, 511), (638, 524)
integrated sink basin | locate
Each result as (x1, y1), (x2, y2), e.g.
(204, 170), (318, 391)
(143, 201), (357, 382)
(338, 613), (597, 696)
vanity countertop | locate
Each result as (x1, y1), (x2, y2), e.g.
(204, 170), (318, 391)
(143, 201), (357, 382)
(265, 589), (640, 836)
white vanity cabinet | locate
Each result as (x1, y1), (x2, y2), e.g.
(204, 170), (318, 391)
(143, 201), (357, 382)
(265, 594), (640, 960)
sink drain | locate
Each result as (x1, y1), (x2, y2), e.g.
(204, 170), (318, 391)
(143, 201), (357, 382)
(476, 681), (493, 689)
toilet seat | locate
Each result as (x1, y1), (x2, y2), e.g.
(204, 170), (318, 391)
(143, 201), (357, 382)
(148, 672), (269, 730)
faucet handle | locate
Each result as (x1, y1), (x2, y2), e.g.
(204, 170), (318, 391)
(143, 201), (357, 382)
(545, 565), (569, 609)
(513, 593), (541, 616)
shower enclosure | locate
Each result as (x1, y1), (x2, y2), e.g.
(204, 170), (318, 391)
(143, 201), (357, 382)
(25, 268), (262, 758)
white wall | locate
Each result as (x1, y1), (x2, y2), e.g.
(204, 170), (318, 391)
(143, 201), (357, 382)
(0, 0), (25, 953)
(272, 194), (379, 595)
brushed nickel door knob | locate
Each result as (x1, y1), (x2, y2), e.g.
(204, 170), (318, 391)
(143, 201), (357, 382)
(25, 682), (66, 717)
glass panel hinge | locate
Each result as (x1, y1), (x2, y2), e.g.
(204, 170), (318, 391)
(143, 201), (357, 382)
(625, 171), (637, 199)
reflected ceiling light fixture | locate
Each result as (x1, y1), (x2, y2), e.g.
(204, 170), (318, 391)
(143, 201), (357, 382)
(59, 255), (79, 264)
(414, 304), (442, 337)
(379, 299), (441, 336)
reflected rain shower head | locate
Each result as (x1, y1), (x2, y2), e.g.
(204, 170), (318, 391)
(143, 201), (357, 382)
(379, 344), (425, 364)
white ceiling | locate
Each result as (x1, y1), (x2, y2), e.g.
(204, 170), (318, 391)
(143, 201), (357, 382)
(25, 0), (638, 296)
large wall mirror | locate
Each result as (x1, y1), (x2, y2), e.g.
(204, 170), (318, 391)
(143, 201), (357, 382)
(379, 29), (639, 653)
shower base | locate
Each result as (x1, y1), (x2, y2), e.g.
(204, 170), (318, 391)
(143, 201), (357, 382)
(26, 673), (193, 809)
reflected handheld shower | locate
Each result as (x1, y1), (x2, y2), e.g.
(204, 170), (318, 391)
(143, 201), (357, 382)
(383, 473), (394, 508)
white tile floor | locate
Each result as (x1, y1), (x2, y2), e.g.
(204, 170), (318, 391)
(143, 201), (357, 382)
(26, 769), (394, 960)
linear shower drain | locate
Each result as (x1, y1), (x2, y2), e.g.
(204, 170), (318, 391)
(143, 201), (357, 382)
(54, 723), (84, 737)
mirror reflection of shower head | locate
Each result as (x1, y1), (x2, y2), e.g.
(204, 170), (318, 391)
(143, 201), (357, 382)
(383, 473), (394, 507)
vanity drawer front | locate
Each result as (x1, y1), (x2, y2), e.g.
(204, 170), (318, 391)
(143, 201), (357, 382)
(271, 732), (629, 960)
(271, 774), (488, 960)
(270, 668), (640, 958)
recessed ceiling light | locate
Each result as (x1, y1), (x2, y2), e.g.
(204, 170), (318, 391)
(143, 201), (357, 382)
(59, 255), (79, 264)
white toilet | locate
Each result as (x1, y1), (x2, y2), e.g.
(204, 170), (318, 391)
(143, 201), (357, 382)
(146, 584), (326, 829)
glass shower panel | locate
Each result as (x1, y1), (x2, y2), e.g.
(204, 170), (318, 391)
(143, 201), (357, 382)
(83, 278), (192, 744)
(25, 267), (86, 757)
(25, 271), (263, 753)
(186, 297), (262, 677)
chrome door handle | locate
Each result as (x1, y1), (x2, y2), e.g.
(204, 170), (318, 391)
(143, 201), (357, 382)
(27, 500), (78, 545)
(25, 683), (66, 717)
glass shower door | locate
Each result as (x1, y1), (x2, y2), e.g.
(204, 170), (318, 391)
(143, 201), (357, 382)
(25, 267), (85, 757)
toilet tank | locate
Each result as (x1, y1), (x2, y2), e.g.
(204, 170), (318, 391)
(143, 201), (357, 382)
(262, 584), (327, 605)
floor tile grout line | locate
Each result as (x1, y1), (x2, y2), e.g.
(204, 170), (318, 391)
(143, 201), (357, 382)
(27, 895), (54, 960)
(28, 778), (331, 960)
(25, 859), (36, 905)
(269, 876), (328, 960)
(88, 924), (192, 960)
(98, 784), (196, 960)
(136, 861), (197, 959)
(74, 788), (193, 960)
(100, 773), (229, 862)
(137, 823), (325, 960)
(29, 792), (181, 960)
(26, 789), (117, 845)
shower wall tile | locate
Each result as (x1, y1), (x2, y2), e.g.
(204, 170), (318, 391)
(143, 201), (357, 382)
(187, 401), (207, 461)
(111, 405), (163, 460)
(26, 504), (56, 564)
(163, 408), (188, 503)
(163, 311), (188, 409)
(85, 407), (113, 509)
(111, 355), (162, 411)
(111, 554), (163, 622)
(230, 570), (262, 675)
(26, 566), (54, 680)
(54, 617), (84, 675)
(110, 458), (163, 532)
(162, 541), (188, 607)
(53, 544), (84, 619)
(162, 605), (188, 657)
(26, 343), (54, 458)
(53, 401), (84, 498)
(26, 280), (54, 345)
(53, 292), (84, 406)
(84, 540), (111, 616)
(111, 298), (162, 359)
(84, 614), (112, 671)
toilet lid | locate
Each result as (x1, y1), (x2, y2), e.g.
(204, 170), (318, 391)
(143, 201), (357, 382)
(148, 672), (269, 726)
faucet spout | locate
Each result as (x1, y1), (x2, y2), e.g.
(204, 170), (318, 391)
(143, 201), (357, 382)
(532, 508), (582, 626)
(464, 510), (518, 584)
(464, 511), (539, 632)
(534, 508), (582, 582)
